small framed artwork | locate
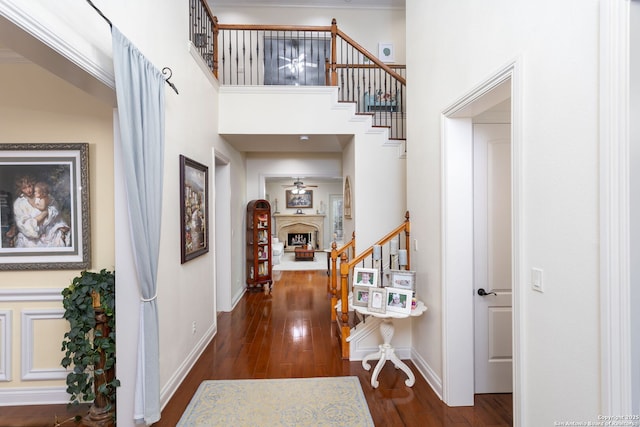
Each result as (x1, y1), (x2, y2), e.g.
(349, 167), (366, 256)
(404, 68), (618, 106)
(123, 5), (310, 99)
(368, 287), (387, 314)
(343, 176), (352, 219)
(0, 143), (90, 270)
(378, 42), (395, 63)
(388, 269), (416, 291)
(180, 155), (209, 263)
(386, 287), (412, 315)
(352, 285), (371, 307)
(353, 267), (378, 287)
(286, 190), (313, 208)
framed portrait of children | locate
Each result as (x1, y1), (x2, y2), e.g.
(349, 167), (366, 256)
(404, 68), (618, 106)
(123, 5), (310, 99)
(388, 269), (416, 291)
(367, 287), (387, 314)
(0, 143), (90, 270)
(352, 285), (371, 307)
(385, 287), (413, 315)
(353, 267), (378, 287)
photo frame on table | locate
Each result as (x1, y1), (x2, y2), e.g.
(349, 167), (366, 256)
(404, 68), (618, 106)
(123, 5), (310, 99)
(386, 287), (413, 315)
(388, 269), (416, 291)
(352, 285), (371, 307)
(367, 287), (387, 314)
(0, 143), (90, 270)
(180, 155), (209, 264)
(353, 267), (378, 288)
(286, 190), (313, 208)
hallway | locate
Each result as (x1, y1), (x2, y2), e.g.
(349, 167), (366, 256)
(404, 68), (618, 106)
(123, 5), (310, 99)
(154, 270), (512, 426)
(0, 270), (512, 426)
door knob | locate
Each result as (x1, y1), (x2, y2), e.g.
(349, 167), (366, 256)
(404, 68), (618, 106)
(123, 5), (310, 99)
(477, 288), (497, 296)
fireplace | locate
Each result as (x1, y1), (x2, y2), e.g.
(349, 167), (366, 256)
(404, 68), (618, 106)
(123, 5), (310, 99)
(287, 232), (312, 247)
(274, 214), (325, 251)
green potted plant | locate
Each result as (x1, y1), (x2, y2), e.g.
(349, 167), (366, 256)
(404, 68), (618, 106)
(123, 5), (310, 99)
(61, 269), (119, 426)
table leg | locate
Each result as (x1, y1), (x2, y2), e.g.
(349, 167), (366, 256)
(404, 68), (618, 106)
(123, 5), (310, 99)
(361, 319), (416, 388)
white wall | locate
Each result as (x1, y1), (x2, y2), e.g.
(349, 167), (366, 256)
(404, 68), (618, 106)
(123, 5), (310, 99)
(630, 0), (640, 414)
(407, 0), (600, 424)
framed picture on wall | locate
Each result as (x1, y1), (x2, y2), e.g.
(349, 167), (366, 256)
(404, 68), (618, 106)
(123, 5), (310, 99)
(180, 155), (209, 263)
(0, 143), (90, 270)
(264, 37), (330, 86)
(286, 190), (313, 208)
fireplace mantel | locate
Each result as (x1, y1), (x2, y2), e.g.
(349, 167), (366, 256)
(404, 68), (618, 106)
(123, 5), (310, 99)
(274, 214), (325, 250)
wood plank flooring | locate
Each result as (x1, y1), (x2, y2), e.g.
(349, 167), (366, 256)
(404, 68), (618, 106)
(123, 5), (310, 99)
(0, 270), (512, 427)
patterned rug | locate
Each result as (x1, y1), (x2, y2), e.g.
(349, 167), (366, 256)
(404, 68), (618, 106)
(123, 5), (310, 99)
(177, 376), (374, 427)
(272, 251), (329, 271)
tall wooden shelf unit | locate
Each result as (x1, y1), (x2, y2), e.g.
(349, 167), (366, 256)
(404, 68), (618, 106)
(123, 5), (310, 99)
(246, 199), (272, 290)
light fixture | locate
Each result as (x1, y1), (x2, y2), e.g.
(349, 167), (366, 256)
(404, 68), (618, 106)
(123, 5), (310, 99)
(299, 135), (309, 142)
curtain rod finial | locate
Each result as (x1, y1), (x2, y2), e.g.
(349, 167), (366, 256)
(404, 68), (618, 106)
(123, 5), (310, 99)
(162, 67), (179, 95)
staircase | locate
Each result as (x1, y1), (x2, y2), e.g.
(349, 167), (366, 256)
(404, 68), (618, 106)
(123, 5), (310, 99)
(330, 213), (411, 359)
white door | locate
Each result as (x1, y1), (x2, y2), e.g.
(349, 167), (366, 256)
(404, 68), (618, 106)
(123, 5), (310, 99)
(473, 123), (513, 393)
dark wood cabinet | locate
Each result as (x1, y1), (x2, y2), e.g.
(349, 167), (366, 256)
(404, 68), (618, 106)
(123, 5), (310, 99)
(246, 199), (272, 290)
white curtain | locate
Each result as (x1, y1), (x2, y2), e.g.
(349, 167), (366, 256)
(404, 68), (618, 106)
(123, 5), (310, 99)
(112, 26), (165, 425)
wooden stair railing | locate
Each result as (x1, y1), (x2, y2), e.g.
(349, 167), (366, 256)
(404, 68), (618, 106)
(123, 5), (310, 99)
(329, 233), (356, 322)
(332, 211), (411, 359)
(189, 0), (407, 139)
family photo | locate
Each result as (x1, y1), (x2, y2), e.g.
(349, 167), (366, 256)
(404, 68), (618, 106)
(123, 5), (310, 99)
(1, 165), (75, 251)
(0, 143), (89, 270)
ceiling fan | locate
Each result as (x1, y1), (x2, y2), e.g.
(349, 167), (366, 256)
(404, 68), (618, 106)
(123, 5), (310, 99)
(282, 178), (318, 194)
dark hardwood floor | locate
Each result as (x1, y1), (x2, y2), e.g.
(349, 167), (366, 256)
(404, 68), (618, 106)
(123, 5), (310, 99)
(0, 270), (512, 427)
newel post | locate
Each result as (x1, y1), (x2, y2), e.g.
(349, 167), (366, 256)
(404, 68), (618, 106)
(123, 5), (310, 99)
(330, 241), (338, 321)
(339, 252), (350, 358)
(330, 18), (338, 86)
(212, 15), (219, 79)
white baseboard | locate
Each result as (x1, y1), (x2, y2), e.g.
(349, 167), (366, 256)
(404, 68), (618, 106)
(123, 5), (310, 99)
(159, 323), (217, 408)
(0, 386), (69, 406)
(411, 348), (443, 400)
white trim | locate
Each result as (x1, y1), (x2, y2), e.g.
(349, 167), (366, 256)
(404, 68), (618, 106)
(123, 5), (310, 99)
(0, 0), (114, 89)
(599, 0), (633, 414)
(159, 323), (216, 409)
(0, 310), (12, 381)
(411, 347), (443, 400)
(0, 288), (63, 302)
(21, 309), (68, 381)
(441, 60), (523, 425)
(0, 386), (69, 406)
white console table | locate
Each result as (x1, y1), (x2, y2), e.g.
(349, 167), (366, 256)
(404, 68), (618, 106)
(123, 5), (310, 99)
(352, 301), (427, 388)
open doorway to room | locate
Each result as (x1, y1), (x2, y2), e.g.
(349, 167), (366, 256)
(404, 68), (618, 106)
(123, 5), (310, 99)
(441, 64), (521, 421)
(214, 154), (232, 312)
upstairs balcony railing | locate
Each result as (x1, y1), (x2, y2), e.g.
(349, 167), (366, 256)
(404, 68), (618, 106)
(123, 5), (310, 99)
(189, 0), (406, 140)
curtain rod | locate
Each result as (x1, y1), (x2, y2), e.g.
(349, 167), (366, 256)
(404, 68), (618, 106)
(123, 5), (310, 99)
(85, 0), (179, 95)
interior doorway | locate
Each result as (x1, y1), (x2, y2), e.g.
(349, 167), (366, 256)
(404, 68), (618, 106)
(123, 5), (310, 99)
(441, 63), (522, 420)
(473, 123), (513, 393)
(214, 153), (232, 312)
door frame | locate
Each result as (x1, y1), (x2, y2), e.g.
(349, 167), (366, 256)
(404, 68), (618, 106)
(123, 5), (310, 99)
(440, 61), (523, 423)
(214, 152), (232, 312)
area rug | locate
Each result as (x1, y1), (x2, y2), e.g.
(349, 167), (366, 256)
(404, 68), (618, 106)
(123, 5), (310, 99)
(176, 376), (374, 427)
(272, 251), (328, 271)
